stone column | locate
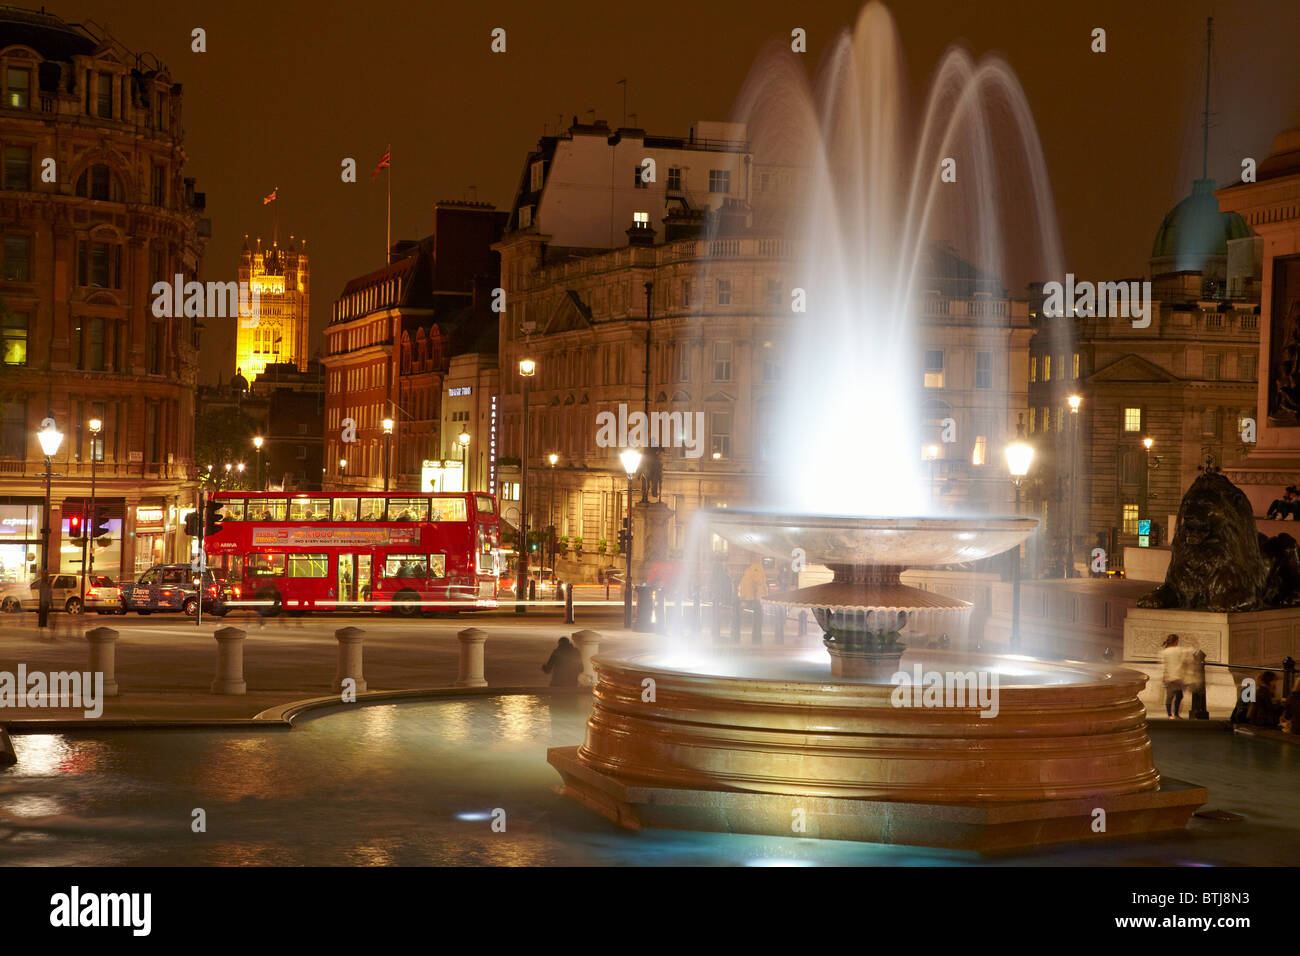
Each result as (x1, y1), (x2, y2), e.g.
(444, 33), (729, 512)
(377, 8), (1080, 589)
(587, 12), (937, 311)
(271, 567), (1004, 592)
(211, 626), (247, 694)
(571, 629), (601, 687)
(334, 626), (367, 694)
(455, 627), (488, 687)
(85, 626), (119, 696)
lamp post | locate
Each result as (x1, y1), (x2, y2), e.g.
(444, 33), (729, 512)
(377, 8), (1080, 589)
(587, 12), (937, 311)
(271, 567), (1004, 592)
(1066, 394), (1081, 578)
(459, 428), (471, 493)
(252, 435), (264, 491)
(620, 447), (642, 629)
(1005, 416), (1035, 651)
(516, 358), (536, 613)
(339, 458), (347, 481)
(223, 462), (232, 492)
(37, 419), (64, 629)
(83, 417), (102, 600)
(382, 417), (394, 492)
(1142, 436), (1154, 537)
(548, 452), (557, 571)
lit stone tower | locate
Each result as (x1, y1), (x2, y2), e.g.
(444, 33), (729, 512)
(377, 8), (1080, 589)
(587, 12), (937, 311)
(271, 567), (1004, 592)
(235, 235), (311, 378)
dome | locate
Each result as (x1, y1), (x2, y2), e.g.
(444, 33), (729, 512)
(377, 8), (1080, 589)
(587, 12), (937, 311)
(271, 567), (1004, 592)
(1151, 178), (1252, 273)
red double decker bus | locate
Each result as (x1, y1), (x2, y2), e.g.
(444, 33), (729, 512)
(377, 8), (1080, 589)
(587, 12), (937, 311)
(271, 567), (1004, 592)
(203, 491), (503, 615)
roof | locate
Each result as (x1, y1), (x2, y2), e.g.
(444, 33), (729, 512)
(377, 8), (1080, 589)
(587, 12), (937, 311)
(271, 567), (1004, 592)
(0, 5), (96, 61)
(1151, 178), (1252, 270)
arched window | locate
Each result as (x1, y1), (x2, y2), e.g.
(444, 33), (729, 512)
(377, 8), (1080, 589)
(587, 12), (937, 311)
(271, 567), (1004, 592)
(400, 331), (412, 375)
(75, 164), (124, 202)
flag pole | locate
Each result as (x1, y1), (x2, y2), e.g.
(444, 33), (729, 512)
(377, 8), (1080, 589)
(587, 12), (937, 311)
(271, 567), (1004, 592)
(385, 144), (391, 265)
(273, 186), (279, 246)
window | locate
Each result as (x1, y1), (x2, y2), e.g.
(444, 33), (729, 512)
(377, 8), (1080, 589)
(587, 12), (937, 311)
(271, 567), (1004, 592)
(710, 411), (732, 458)
(708, 169), (729, 193)
(0, 398), (25, 457)
(633, 165), (648, 188)
(476, 495), (495, 514)
(359, 497), (386, 521)
(1028, 408), (1037, 434)
(1122, 503), (1139, 535)
(633, 211), (649, 225)
(972, 435), (987, 466)
(218, 500), (246, 522)
(88, 317), (105, 371)
(1204, 354), (1220, 380)
(518, 205), (532, 229)
(1203, 408), (1222, 439)
(3, 145), (31, 191)
(712, 341), (732, 381)
(288, 498), (332, 521)
(151, 164), (165, 206)
(667, 167), (682, 191)
(96, 72), (112, 118)
(79, 241), (121, 289)
(763, 358), (781, 382)
(429, 498), (466, 522)
(2, 311), (27, 366)
(385, 554), (428, 578)
(499, 482), (520, 501)
(1121, 451), (1140, 485)
(1123, 407), (1142, 432)
(677, 343), (690, 382)
(716, 278), (731, 305)
(288, 554), (329, 578)
(529, 161), (544, 191)
(1072, 352), (1080, 378)
(6, 67), (30, 109)
(1029, 356), (1038, 383)
(332, 498), (359, 521)
(3, 235), (30, 280)
(387, 497), (430, 521)
(247, 499), (287, 522)
(146, 320), (162, 374)
(1043, 354), (1052, 381)
(924, 350), (944, 388)
(975, 351), (993, 389)
(1241, 354), (1257, 381)
(247, 553), (287, 578)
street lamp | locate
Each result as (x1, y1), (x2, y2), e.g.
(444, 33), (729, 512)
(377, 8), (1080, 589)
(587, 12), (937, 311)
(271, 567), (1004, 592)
(252, 435), (264, 491)
(37, 419), (63, 629)
(1142, 437), (1154, 537)
(619, 447), (642, 629)
(82, 417), (102, 601)
(547, 452), (558, 571)
(1066, 394), (1082, 578)
(458, 428), (471, 492)
(516, 358), (536, 613)
(382, 417), (394, 492)
(1005, 415), (1035, 651)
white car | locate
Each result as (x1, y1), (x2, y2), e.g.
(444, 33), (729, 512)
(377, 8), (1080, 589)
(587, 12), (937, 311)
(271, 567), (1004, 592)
(0, 573), (86, 614)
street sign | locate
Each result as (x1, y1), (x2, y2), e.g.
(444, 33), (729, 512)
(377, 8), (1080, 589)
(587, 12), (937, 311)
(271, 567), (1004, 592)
(1137, 519), (1151, 536)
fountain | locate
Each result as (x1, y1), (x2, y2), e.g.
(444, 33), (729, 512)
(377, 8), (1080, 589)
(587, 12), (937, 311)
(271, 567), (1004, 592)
(549, 2), (1206, 851)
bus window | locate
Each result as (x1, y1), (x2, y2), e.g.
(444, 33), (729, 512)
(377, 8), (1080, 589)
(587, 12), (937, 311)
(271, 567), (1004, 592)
(333, 498), (359, 522)
(476, 495), (495, 514)
(248, 500), (287, 522)
(384, 554), (428, 578)
(219, 500), (245, 522)
(387, 498), (430, 522)
(430, 553), (447, 578)
(289, 498), (331, 522)
(246, 553), (286, 577)
(359, 497), (385, 522)
(288, 554), (329, 578)
(430, 498), (467, 522)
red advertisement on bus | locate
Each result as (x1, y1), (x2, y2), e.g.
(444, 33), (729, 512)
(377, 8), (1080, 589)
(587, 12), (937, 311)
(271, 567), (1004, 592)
(204, 491), (503, 615)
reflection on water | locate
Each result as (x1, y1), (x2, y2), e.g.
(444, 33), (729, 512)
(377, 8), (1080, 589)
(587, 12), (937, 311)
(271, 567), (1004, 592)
(0, 696), (1295, 866)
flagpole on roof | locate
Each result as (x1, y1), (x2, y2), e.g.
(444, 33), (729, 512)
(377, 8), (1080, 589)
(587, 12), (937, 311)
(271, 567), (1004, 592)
(273, 185), (278, 247)
(386, 145), (392, 265)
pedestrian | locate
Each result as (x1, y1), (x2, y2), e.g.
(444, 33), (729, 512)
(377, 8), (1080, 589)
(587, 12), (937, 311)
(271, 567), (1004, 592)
(541, 636), (583, 687)
(1159, 634), (1185, 718)
(738, 561), (767, 640)
(1181, 640), (1208, 719)
(1247, 671), (1282, 728)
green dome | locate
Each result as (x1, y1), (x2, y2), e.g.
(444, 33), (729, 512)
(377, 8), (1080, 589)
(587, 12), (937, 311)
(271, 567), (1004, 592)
(1151, 178), (1252, 271)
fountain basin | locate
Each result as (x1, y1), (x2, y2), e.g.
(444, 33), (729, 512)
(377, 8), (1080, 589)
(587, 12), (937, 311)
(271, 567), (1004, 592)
(548, 649), (1207, 850)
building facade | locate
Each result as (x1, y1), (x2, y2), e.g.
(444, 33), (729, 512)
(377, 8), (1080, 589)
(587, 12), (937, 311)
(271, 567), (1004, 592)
(235, 235), (310, 379)
(0, 8), (208, 585)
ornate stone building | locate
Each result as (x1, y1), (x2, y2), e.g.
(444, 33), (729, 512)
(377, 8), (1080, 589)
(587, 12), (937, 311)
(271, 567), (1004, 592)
(0, 8), (208, 584)
(235, 235), (310, 379)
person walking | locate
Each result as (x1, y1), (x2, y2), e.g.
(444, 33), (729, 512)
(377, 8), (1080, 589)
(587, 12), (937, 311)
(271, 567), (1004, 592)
(738, 561), (767, 643)
(541, 636), (583, 687)
(1159, 633), (1186, 718)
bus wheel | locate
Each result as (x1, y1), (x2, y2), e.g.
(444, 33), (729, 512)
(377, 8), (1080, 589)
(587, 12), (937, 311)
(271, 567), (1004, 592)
(393, 590), (420, 617)
(256, 588), (282, 617)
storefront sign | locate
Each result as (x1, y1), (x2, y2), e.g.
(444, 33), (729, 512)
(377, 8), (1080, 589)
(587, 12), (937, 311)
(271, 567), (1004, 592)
(135, 507), (165, 528)
(448, 386), (472, 397)
(250, 526), (418, 548)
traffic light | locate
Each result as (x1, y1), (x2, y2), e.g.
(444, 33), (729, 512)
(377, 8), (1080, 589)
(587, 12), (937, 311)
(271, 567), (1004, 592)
(93, 513), (111, 540)
(204, 499), (224, 537)
(183, 511), (201, 537)
(68, 513), (82, 539)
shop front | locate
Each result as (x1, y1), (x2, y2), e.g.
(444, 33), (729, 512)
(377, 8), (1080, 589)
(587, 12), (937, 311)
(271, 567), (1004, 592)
(0, 501), (42, 588)
(59, 497), (124, 584)
(132, 503), (169, 576)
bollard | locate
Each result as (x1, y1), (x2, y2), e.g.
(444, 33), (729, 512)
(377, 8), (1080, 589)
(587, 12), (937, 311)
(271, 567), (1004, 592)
(85, 626), (120, 697)
(564, 582), (575, 624)
(455, 627), (488, 687)
(571, 629), (602, 687)
(211, 626), (247, 695)
(334, 626), (367, 694)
